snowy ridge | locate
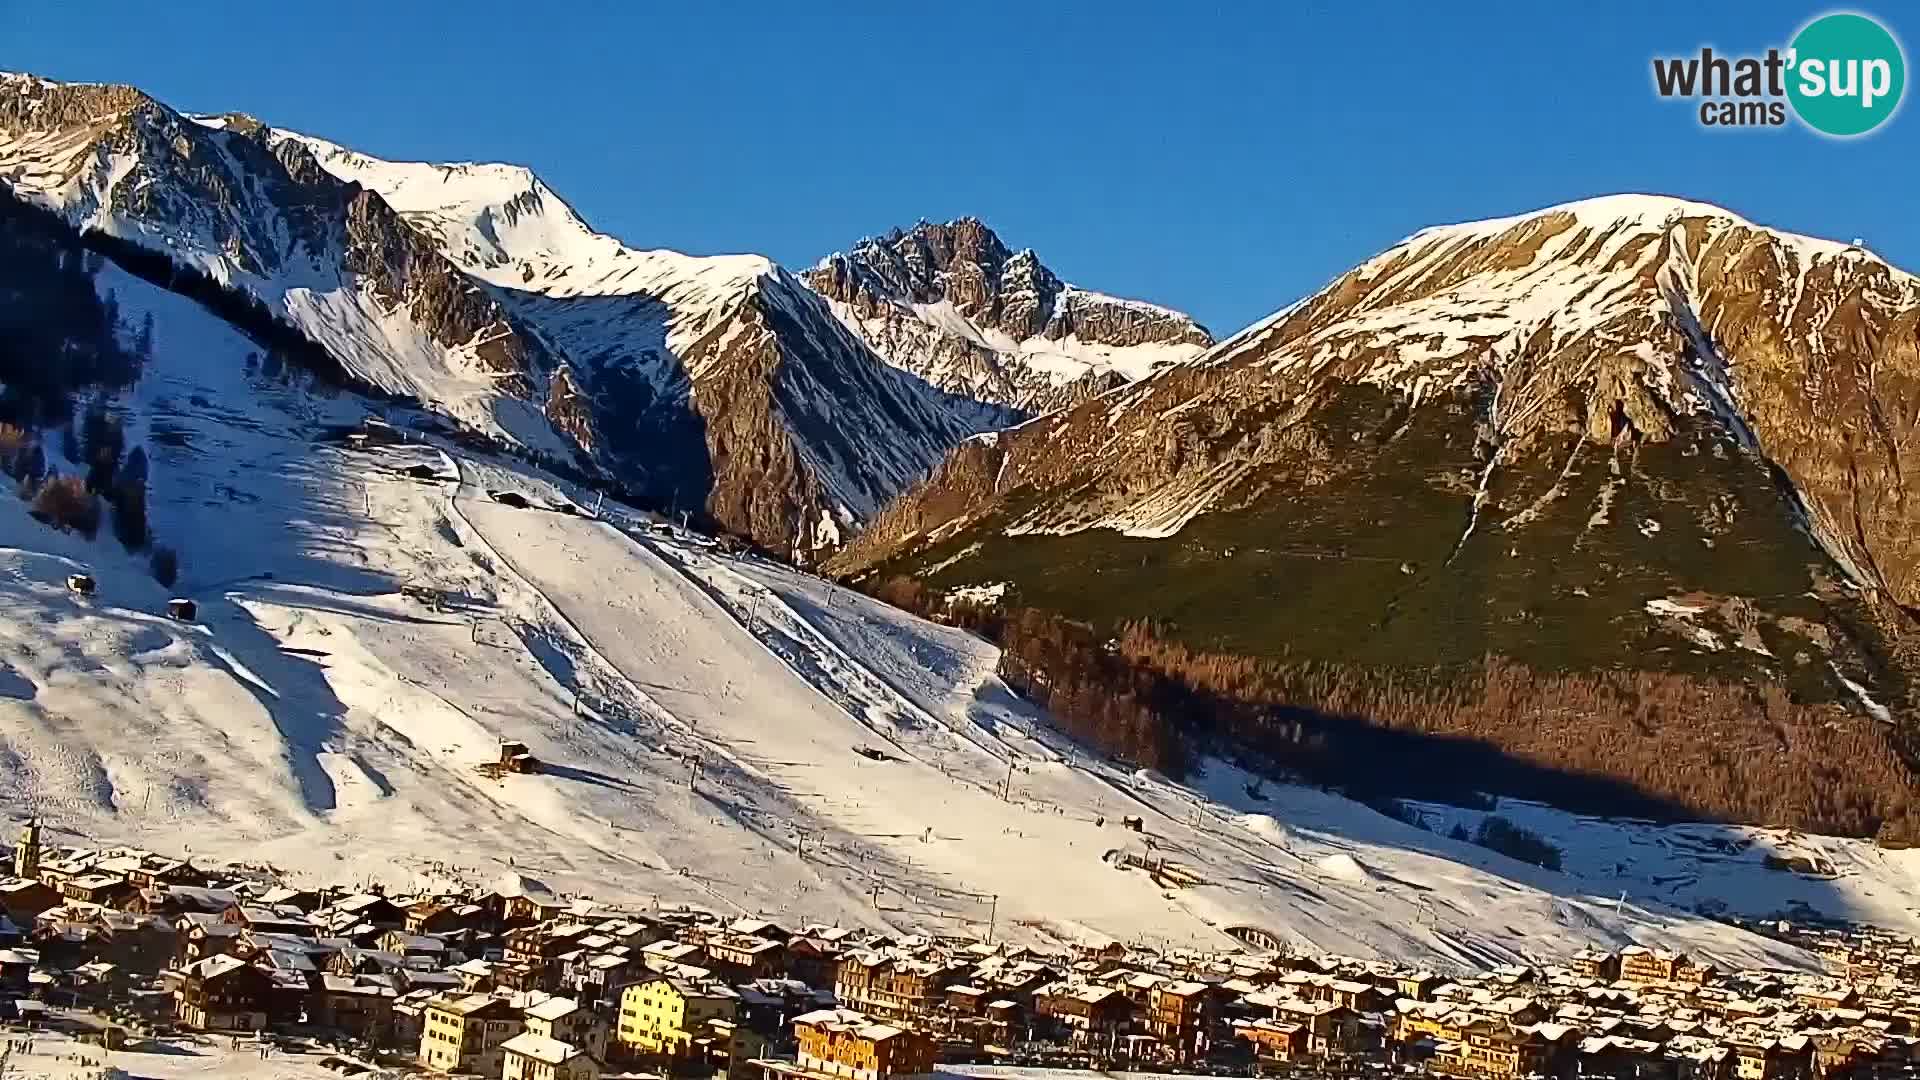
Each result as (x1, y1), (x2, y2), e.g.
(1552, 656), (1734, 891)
(1402, 193), (1890, 267)
(0, 75), (561, 451)
(274, 128), (776, 301)
(1206, 193), (1912, 386)
(823, 296), (1201, 410)
(0, 255), (1836, 969)
(1056, 283), (1197, 322)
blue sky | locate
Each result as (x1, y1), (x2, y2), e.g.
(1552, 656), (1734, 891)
(9, 2), (1912, 336)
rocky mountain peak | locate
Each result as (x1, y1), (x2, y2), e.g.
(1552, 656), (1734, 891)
(816, 217), (1082, 342)
(897, 216), (1013, 273)
(0, 73), (161, 131)
(820, 216), (1211, 344)
(805, 217), (1212, 413)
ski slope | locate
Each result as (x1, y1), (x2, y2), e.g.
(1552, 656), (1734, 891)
(0, 259), (1866, 972)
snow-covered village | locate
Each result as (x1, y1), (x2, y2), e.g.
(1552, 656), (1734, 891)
(3, 819), (1920, 1080)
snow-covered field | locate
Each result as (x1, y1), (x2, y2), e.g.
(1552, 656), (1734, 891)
(0, 261), (1895, 973)
(1404, 797), (1920, 934)
(0, 1025), (382, 1080)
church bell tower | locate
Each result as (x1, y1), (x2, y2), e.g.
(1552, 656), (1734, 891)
(13, 817), (41, 880)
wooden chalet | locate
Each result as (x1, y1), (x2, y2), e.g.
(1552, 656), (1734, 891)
(59, 871), (134, 908)
(1036, 983), (1134, 1046)
(175, 954), (272, 1031)
(707, 934), (787, 980)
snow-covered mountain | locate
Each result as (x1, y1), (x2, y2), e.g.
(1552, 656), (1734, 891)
(268, 131), (673, 295)
(0, 73), (1009, 555)
(838, 194), (1920, 839)
(0, 208), (1852, 968)
(0, 70), (1909, 965)
(849, 195), (1920, 558)
(296, 135), (1013, 550)
(0, 76), (566, 445)
(806, 218), (1212, 412)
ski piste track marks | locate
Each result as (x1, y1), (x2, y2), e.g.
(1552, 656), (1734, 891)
(542, 517), (1668, 968)
(448, 447), (1010, 803)
(622, 523), (1260, 896)
(438, 456), (946, 919)
(649, 540), (1019, 777)
(438, 465), (774, 913)
(441, 456), (1295, 941)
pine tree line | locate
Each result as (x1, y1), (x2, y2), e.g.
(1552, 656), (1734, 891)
(861, 575), (1920, 843)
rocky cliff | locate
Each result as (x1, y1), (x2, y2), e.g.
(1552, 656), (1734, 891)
(805, 218), (1212, 413)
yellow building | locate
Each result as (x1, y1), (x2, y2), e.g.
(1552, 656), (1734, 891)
(1392, 1002), (1472, 1045)
(420, 993), (524, 1076)
(781, 1007), (935, 1080)
(1619, 946), (1687, 984)
(1428, 1020), (1550, 1080)
(617, 976), (739, 1058)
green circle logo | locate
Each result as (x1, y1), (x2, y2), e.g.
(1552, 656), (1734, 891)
(1787, 12), (1906, 136)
